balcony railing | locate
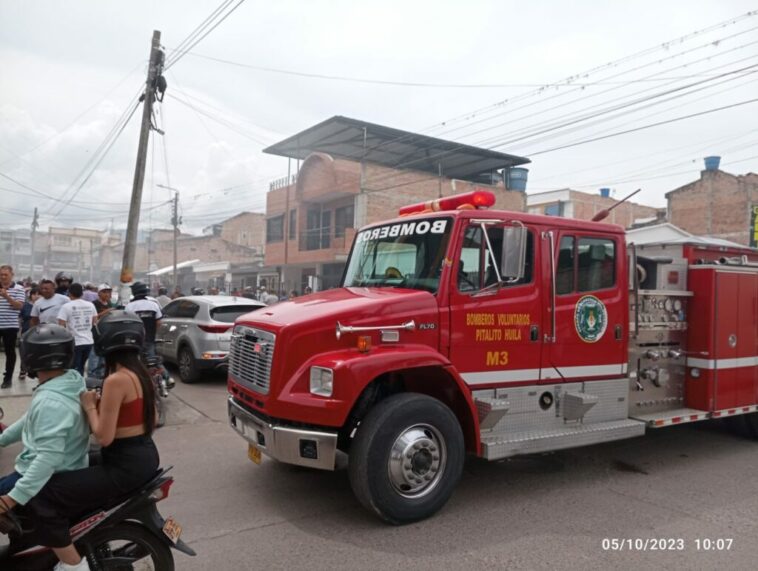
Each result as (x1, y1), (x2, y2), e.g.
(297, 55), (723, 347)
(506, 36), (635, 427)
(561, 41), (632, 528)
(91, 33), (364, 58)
(269, 174), (298, 191)
(297, 228), (352, 251)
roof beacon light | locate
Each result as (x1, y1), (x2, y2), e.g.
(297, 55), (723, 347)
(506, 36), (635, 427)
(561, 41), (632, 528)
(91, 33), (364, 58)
(398, 190), (496, 216)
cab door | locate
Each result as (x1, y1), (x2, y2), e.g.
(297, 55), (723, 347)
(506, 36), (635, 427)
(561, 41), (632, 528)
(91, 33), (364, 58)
(541, 230), (626, 382)
(448, 221), (543, 388)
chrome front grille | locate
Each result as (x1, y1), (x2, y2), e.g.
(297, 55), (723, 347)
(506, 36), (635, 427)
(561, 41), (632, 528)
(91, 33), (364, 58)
(229, 325), (276, 395)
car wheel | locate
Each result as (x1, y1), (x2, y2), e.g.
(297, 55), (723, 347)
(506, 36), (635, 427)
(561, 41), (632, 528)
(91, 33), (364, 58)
(178, 347), (200, 384)
(348, 393), (464, 525)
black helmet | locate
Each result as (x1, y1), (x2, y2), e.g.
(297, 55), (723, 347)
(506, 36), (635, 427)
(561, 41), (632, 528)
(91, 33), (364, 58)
(20, 325), (75, 375)
(130, 281), (149, 298)
(54, 271), (73, 285)
(94, 310), (145, 356)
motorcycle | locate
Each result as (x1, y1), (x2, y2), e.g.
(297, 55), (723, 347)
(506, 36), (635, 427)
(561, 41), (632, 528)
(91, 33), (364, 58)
(143, 354), (174, 428)
(0, 466), (195, 570)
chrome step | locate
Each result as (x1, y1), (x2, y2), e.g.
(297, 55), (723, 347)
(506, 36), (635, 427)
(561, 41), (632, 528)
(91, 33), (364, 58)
(481, 418), (646, 460)
(630, 407), (709, 428)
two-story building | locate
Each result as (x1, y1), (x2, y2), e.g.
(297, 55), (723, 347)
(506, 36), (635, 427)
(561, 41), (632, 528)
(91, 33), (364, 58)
(262, 116), (531, 294)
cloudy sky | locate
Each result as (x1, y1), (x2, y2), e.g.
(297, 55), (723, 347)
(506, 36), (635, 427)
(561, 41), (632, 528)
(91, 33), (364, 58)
(1, 0), (757, 234)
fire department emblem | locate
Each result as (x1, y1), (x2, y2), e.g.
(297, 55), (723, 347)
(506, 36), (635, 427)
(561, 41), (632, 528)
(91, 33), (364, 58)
(574, 295), (607, 343)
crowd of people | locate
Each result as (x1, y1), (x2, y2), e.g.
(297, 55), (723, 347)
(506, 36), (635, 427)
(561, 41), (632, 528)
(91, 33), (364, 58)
(0, 267), (168, 389)
(0, 265), (162, 570)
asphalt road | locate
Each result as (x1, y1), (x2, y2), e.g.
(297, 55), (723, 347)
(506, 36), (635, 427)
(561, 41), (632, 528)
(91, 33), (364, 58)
(1, 358), (757, 570)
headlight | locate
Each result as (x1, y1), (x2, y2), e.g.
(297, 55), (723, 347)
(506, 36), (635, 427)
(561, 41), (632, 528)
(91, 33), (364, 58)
(310, 367), (334, 397)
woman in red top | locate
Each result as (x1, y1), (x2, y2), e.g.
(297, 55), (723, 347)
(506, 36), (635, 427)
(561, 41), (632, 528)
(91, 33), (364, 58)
(25, 311), (160, 570)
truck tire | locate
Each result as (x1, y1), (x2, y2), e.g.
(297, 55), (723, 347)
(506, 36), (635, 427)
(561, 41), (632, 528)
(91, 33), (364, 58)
(348, 393), (464, 525)
(725, 414), (758, 439)
(741, 413), (758, 438)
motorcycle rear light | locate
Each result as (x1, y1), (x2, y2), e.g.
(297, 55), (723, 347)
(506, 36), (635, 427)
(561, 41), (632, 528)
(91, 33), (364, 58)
(198, 324), (232, 333)
(150, 478), (175, 502)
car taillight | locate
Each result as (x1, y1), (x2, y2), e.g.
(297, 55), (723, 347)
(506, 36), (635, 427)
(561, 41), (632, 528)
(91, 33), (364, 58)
(149, 478), (174, 502)
(198, 324), (232, 333)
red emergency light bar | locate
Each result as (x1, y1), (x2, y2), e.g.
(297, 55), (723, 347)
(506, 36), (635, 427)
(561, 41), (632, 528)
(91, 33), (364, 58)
(398, 190), (496, 216)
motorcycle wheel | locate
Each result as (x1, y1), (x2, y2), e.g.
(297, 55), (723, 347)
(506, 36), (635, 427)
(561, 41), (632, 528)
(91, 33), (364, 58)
(83, 521), (174, 571)
(156, 398), (167, 428)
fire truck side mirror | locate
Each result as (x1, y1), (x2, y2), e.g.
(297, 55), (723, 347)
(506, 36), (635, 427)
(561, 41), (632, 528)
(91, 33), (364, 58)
(501, 225), (527, 280)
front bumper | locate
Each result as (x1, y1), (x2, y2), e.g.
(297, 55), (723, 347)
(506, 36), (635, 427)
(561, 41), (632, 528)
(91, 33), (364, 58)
(227, 397), (338, 471)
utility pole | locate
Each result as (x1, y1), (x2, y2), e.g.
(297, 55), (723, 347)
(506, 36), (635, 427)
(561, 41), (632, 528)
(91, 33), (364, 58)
(119, 30), (164, 304)
(30, 207), (38, 281)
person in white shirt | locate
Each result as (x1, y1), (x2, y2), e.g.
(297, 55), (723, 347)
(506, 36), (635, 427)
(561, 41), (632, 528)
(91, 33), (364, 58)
(57, 283), (97, 376)
(31, 279), (70, 327)
(124, 281), (162, 357)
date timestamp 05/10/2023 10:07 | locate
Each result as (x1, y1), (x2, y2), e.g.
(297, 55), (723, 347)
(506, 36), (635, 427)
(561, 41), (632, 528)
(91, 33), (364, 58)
(601, 538), (734, 551)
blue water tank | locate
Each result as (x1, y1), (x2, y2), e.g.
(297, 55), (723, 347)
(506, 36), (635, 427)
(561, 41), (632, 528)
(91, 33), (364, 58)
(704, 156), (721, 171)
(506, 167), (529, 192)
(599, 187), (611, 198)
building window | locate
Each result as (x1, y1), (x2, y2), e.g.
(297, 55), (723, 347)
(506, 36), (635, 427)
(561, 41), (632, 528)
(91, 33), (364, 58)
(334, 205), (354, 238)
(53, 235), (72, 246)
(544, 202), (564, 216)
(289, 209), (297, 240)
(303, 209), (331, 250)
(266, 215), (284, 243)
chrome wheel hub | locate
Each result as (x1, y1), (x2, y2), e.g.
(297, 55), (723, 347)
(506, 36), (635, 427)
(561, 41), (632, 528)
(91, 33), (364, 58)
(388, 424), (446, 498)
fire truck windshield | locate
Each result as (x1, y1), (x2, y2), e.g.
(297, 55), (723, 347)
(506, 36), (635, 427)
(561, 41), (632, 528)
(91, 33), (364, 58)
(343, 217), (453, 293)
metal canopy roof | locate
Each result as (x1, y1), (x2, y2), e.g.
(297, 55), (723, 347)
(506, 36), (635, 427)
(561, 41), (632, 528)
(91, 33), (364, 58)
(263, 116), (530, 182)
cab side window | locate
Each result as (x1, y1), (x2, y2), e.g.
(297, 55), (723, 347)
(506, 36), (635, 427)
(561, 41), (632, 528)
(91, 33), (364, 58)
(577, 238), (615, 291)
(458, 226), (482, 292)
(556, 236), (616, 294)
(556, 236), (575, 295)
(457, 225), (534, 293)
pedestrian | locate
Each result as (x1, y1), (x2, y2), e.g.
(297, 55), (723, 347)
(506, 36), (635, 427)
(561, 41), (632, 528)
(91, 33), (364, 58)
(155, 287), (171, 308)
(124, 281), (162, 358)
(30, 279), (70, 327)
(53, 272), (72, 296)
(304, 286), (313, 295)
(0, 265), (26, 389)
(86, 284), (114, 379)
(288, 289), (298, 300)
(259, 286), (279, 306)
(18, 285), (40, 380)
(57, 283), (97, 376)
(81, 282), (98, 303)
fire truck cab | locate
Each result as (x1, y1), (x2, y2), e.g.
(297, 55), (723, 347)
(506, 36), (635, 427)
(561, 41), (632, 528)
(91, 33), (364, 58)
(227, 190), (758, 524)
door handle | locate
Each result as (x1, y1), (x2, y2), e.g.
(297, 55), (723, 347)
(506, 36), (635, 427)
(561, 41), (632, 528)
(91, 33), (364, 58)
(530, 325), (539, 342)
(615, 324), (623, 341)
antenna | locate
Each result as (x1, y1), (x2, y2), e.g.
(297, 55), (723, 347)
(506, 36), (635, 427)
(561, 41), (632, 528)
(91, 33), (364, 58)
(592, 188), (642, 222)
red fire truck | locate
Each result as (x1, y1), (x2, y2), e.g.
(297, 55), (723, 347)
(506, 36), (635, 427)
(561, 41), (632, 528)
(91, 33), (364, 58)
(227, 190), (758, 524)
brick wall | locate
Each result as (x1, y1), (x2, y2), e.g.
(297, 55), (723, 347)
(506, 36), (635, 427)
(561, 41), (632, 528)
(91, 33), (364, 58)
(568, 191), (660, 228)
(220, 212), (265, 251)
(667, 170), (758, 246)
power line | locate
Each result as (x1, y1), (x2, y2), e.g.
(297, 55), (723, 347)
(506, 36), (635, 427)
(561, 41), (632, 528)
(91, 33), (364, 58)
(528, 97), (758, 156)
(164, 0), (247, 70)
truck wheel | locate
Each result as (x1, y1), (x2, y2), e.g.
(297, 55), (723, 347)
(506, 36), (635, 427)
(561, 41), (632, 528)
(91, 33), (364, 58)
(178, 347), (200, 384)
(741, 414), (758, 438)
(725, 414), (758, 439)
(348, 393), (464, 524)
